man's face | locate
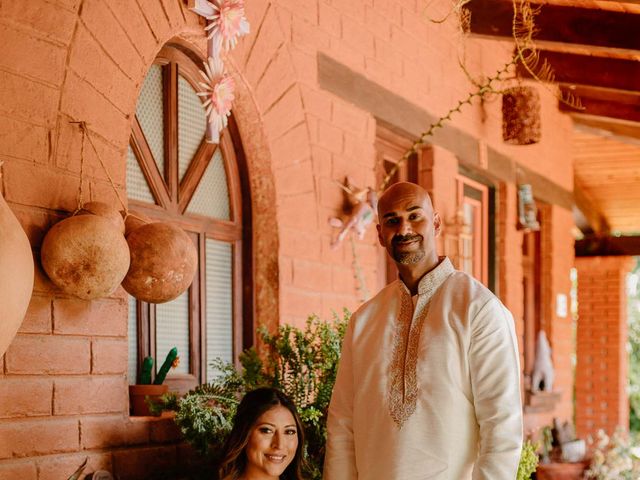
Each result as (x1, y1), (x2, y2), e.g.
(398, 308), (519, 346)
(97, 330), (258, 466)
(376, 185), (440, 268)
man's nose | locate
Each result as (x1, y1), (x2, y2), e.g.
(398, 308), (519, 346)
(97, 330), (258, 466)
(398, 218), (412, 235)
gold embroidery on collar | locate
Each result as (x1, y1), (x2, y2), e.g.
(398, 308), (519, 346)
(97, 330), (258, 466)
(388, 288), (430, 428)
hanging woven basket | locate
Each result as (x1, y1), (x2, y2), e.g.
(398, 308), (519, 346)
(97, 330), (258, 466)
(502, 86), (541, 145)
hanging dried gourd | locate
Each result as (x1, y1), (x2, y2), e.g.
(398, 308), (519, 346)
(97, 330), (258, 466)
(122, 222), (198, 304)
(502, 86), (541, 145)
(123, 210), (152, 237)
(41, 214), (130, 299)
(40, 122), (130, 300)
(78, 201), (125, 234)
(0, 164), (35, 356)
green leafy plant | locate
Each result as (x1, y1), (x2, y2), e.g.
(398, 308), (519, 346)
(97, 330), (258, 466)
(155, 310), (350, 479)
(139, 347), (178, 385)
(517, 440), (539, 480)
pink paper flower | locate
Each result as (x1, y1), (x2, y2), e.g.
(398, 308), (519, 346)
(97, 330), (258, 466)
(197, 56), (235, 143)
(204, 0), (250, 53)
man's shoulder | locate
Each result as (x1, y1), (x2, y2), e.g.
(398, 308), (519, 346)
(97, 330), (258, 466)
(352, 280), (400, 317)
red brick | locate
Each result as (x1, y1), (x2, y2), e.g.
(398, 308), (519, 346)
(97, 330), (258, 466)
(80, 0), (144, 80)
(364, 5), (391, 40)
(106, 0), (158, 63)
(0, 460), (37, 479)
(332, 101), (369, 137)
(0, 116), (49, 163)
(276, 192), (318, 229)
(0, 24), (66, 86)
(0, 0), (76, 45)
(278, 0), (318, 24)
(33, 261), (58, 295)
(341, 18), (374, 58)
(279, 257), (293, 285)
(37, 454), (112, 480)
(310, 145), (333, 177)
(17, 296), (52, 335)
(59, 72), (130, 146)
(319, 176), (343, 209)
(55, 120), (127, 185)
(301, 86), (332, 120)
(292, 259), (332, 290)
(92, 338), (128, 374)
(289, 46), (318, 85)
(0, 418), (79, 458)
(280, 287), (323, 318)
(255, 47), (297, 113)
(263, 86), (305, 141)
(0, 70), (60, 126)
(0, 377), (53, 418)
(319, 2), (341, 37)
(389, 24), (420, 60)
(53, 298), (127, 337)
(317, 119), (344, 154)
(328, 36), (365, 70)
(274, 161), (315, 197)
(137, 0), (172, 43)
(81, 416), (149, 449)
(161, 0), (185, 28)
(68, 24), (136, 114)
(11, 206), (61, 251)
(244, 8), (285, 87)
(292, 17), (330, 52)
(5, 335), (90, 375)
(270, 123), (311, 168)
(279, 227), (322, 261)
(113, 445), (177, 480)
(54, 375), (127, 415)
(332, 266), (355, 294)
(334, 0), (365, 20)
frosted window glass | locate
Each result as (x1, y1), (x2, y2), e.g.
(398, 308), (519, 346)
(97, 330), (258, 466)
(187, 149), (230, 220)
(136, 64), (165, 177)
(206, 239), (233, 381)
(156, 291), (190, 375)
(128, 296), (138, 384)
(178, 74), (207, 182)
(126, 146), (155, 203)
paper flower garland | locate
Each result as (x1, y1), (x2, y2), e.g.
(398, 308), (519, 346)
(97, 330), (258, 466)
(189, 0), (250, 144)
(204, 0), (250, 54)
(197, 56), (235, 144)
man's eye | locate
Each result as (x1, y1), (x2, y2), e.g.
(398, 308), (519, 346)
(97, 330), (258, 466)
(386, 217), (399, 225)
(410, 214), (422, 221)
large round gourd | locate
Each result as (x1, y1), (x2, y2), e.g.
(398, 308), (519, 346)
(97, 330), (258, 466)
(0, 185), (35, 357)
(41, 215), (130, 299)
(123, 222), (197, 303)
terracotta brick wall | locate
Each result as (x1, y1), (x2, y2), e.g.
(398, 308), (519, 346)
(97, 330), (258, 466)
(0, 0), (578, 477)
(575, 256), (634, 439)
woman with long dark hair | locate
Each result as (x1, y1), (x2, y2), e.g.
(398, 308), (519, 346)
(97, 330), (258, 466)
(218, 387), (306, 480)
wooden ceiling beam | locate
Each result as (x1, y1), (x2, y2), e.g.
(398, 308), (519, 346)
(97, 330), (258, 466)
(467, 0), (640, 52)
(573, 179), (610, 236)
(516, 50), (640, 92)
(576, 235), (640, 257)
(559, 86), (640, 123)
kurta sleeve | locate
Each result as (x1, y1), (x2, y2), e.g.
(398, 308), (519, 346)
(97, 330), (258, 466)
(323, 315), (357, 480)
(469, 298), (523, 480)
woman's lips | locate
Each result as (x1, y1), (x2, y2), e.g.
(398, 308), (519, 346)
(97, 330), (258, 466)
(265, 454), (286, 463)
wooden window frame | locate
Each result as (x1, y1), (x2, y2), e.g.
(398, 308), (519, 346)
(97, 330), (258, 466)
(128, 44), (249, 389)
(456, 175), (489, 286)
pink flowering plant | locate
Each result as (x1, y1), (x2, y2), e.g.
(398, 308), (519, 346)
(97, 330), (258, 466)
(204, 0), (250, 54)
(197, 56), (235, 144)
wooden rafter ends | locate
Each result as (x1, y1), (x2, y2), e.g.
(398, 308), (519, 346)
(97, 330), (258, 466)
(467, 0), (640, 52)
(559, 86), (640, 123)
(516, 50), (640, 93)
(576, 235), (640, 257)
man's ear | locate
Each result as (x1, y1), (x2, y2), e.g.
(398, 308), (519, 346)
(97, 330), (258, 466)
(376, 223), (385, 247)
(433, 212), (442, 237)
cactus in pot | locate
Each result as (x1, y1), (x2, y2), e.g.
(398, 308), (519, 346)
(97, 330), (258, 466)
(129, 347), (179, 416)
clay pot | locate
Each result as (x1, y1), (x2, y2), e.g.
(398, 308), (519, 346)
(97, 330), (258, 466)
(0, 183), (35, 356)
(41, 215), (130, 299)
(78, 201), (125, 234)
(122, 222), (198, 304)
(129, 384), (168, 416)
(123, 210), (152, 237)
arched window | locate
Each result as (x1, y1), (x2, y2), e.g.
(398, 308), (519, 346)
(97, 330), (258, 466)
(126, 44), (250, 390)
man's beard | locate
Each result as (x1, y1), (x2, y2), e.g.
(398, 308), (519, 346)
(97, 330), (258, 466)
(392, 234), (425, 265)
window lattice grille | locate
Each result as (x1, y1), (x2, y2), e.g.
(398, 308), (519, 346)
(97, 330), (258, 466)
(156, 291), (190, 375)
(187, 148), (230, 220)
(178, 74), (207, 182)
(136, 64), (165, 178)
(126, 146), (155, 204)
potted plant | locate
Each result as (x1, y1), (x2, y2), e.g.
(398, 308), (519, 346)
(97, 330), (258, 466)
(129, 347), (179, 416)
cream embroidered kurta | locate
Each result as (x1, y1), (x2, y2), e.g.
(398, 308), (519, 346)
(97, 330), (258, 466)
(324, 258), (523, 480)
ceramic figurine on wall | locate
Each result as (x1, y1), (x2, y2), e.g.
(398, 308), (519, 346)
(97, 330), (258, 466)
(329, 177), (378, 249)
(532, 330), (555, 393)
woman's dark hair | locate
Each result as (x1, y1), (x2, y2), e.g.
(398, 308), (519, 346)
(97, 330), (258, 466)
(218, 387), (306, 480)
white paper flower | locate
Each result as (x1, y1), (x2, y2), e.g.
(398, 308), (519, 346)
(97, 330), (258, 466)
(204, 0), (250, 54)
(197, 56), (235, 143)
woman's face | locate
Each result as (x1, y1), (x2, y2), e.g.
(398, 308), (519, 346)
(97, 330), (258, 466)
(243, 405), (299, 479)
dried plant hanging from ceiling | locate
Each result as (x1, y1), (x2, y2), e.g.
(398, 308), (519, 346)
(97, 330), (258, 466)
(502, 86), (541, 145)
(189, 0), (250, 144)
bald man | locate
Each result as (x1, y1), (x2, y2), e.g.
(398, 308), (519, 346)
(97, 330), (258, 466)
(324, 182), (523, 480)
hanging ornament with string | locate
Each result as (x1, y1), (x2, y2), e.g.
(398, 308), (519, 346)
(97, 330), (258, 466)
(40, 122), (130, 300)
